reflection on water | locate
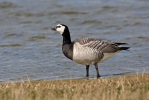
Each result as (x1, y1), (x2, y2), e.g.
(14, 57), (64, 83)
(0, 0), (149, 82)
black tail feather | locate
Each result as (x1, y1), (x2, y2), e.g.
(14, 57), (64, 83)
(113, 43), (128, 45)
(119, 47), (130, 50)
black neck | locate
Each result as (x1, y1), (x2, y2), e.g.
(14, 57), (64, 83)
(61, 26), (73, 60)
(62, 27), (71, 45)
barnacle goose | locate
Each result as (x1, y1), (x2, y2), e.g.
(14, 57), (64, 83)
(51, 24), (130, 78)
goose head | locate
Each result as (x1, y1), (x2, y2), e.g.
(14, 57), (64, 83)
(51, 24), (68, 34)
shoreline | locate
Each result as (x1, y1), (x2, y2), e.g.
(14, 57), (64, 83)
(1, 71), (136, 84)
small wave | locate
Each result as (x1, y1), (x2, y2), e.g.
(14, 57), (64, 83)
(28, 35), (48, 41)
(0, 44), (22, 47)
(0, 1), (18, 9)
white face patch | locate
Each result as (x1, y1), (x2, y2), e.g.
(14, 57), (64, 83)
(55, 24), (65, 34)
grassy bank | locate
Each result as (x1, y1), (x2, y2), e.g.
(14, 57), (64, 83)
(0, 74), (149, 100)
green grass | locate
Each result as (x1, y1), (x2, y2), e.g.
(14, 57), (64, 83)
(0, 74), (149, 100)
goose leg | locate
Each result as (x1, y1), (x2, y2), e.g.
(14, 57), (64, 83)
(86, 65), (90, 77)
(94, 63), (101, 78)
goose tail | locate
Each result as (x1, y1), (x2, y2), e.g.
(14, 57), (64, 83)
(119, 47), (130, 51)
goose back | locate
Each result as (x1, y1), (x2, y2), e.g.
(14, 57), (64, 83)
(74, 38), (121, 53)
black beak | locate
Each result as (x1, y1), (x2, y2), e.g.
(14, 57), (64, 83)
(51, 27), (56, 31)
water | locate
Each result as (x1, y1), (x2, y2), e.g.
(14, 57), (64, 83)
(0, 0), (149, 82)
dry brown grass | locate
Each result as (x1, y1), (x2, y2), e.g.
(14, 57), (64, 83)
(0, 74), (149, 100)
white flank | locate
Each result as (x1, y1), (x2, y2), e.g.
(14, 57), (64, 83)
(99, 51), (121, 62)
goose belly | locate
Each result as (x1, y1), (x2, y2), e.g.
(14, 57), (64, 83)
(72, 44), (101, 65)
(73, 53), (99, 65)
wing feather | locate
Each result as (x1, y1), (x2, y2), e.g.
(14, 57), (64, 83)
(75, 38), (120, 53)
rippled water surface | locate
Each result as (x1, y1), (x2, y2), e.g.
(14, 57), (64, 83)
(0, 0), (149, 82)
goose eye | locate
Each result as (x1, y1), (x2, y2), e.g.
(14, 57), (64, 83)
(56, 26), (61, 28)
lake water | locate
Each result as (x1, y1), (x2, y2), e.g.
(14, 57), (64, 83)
(0, 0), (149, 82)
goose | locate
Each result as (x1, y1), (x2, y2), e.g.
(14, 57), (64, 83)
(51, 24), (130, 78)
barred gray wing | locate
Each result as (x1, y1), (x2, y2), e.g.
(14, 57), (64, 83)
(76, 38), (120, 53)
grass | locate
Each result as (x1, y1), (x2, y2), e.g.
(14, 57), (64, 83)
(0, 74), (149, 100)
